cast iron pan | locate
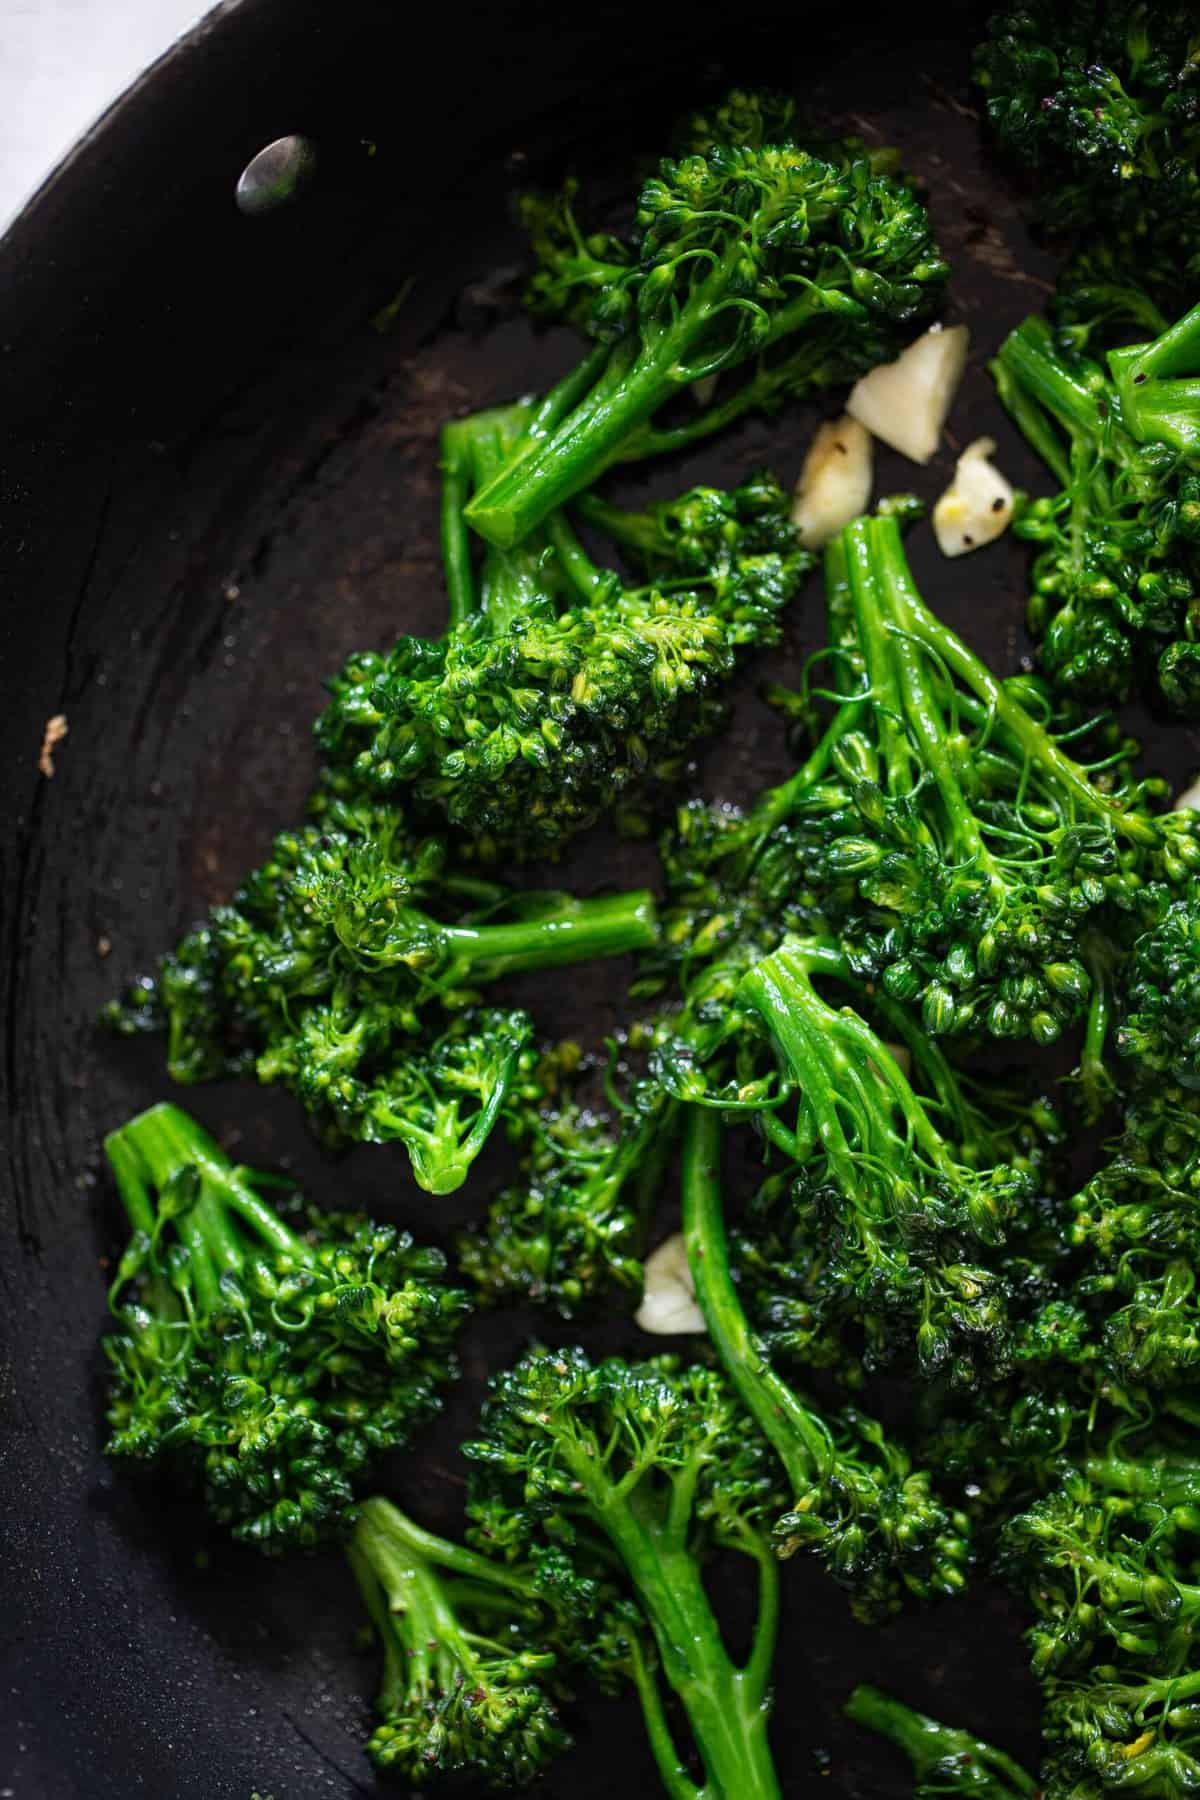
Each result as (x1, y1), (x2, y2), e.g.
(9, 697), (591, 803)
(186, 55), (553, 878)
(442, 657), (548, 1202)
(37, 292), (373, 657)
(5, 2), (1198, 1794)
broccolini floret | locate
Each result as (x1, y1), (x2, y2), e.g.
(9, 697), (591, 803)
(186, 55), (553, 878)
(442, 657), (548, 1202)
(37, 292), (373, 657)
(317, 403), (811, 858)
(103, 787), (656, 1192)
(975, 4), (1200, 241)
(681, 1106), (971, 1611)
(737, 940), (1040, 1384)
(464, 140), (946, 547)
(102, 1104), (469, 1552)
(464, 1346), (785, 1800)
(993, 304), (1200, 713)
(349, 1497), (572, 1787)
(656, 517), (1200, 1050)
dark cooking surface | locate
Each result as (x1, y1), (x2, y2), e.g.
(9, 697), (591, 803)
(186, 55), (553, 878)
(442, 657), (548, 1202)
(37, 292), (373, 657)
(5, 3), (1200, 1795)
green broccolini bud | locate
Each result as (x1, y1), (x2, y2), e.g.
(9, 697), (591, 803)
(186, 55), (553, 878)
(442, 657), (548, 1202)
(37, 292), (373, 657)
(682, 1108), (971, 1615)
(102, 786), (657, 1191)
(737, 938), (1043, 1385)
(975, 3), (1200, 240)
(464, 1347), (785, 1800)
(1117, 883), (1200, 1089)
(349, 1498), (571, 1788)
(316, 415), (811, 858)
(993, 303), (1200, 713)
(457, 1073), (677, 1317)
(466, 137), (945, 547)
(102, 1104), (469, 1552)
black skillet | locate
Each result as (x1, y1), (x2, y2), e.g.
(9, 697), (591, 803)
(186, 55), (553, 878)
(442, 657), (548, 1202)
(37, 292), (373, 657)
(5, 1), (1198, 1794)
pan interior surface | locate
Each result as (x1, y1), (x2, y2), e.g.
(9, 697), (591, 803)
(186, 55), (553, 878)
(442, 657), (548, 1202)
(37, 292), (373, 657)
(6, 3), (1191, 1795)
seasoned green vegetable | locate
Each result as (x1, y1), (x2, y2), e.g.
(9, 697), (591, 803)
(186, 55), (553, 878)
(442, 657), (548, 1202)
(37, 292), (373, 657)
(103, 787), (656, 1192)
(102, 1104), (469, 1551)
(464, 142), (946, 547)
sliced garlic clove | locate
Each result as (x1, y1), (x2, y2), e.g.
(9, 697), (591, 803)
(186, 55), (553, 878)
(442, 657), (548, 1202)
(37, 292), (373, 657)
(1174, 775), (1200, 811)
(790, 414), (874, 547)
(635, 1232), (706, 1336)
(847, 323), (969, 465)
(933, 436), (1015, 557)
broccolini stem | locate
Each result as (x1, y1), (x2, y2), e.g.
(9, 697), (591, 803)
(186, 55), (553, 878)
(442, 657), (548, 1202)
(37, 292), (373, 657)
(106, 1122), (226, 1313)
(868, 521), (999, 887)
(741, 1533), (781, 1714)
(520, 342), (612, 450)
(466, 244), (760, 547)
(1110, 298), (1200, 449)
(844, 1684), (1037, 1795)
(681, 1107), (835, 1492)
(1082, 1452), (1200, 1509)
(749, 941), (964, 1179)
(624, 1631), (702, 1800)
(103, 1125), (159, 1240)
(556, 1438), (781, 1800)
(788, 943), (978, 1180)
(738, 950), (862, 1198)
(870, 515), (1158, 845)
(843, 517), (919, 799)
(439, 420), (478, 626)
(620, 320), (833, 463)
(113, 1103), (316, 1269)
(1079, 934), (1118, 1119)
(439, 889), (657, 983)
(351, 1508), (470, 1706)
(994, 316), (1104, 447)
(355, 1496), (541, 1602)
(570, 491), (665, 559)
(823, 533), (862, 691)
(543, 510), (610, 602)
(990, 349), (1075, 489)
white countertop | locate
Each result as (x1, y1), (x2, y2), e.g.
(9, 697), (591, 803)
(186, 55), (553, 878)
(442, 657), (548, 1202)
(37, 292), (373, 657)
(0, 0), (215, 233)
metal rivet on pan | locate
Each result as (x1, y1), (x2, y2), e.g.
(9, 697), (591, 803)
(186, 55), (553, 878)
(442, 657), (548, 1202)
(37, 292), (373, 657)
(235, 135), (317, 215)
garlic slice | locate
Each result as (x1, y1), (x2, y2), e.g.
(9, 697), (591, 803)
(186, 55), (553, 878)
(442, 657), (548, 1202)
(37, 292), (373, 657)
(1174, 775), (1200, 812)
(847, 323), (969, 464)
(791, 414), (874, 547)
(635, 1232), (706, 1336)
(932, 437), (1015, 557)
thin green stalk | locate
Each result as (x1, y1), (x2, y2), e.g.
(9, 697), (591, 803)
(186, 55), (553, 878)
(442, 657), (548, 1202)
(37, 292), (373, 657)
(103, 1127), (158, 1239)
(1110, 298), (1200, 386)
(870, 515), (1157, 844)
(439, 420), (477, 626)
(625, 1632), (700, 1800)
(995, 316), (1104, 443)
(843, 517), (918, 799)
(681, 1107), (833, 1494)
(871, 528), (998, 884)
(465, 242), (756, 547)
(520, 343), (613, 450)
(741, 1535), (780, 1713)
(620, 313), (831, 463)
(991, 349), (1076, 488)
(844, 1684), (1037, 1796)
(543, 510), (610, 602)
(355, 1496), (539, 1601)
(1082, 1453), (1200, 1508)
(439, 888), (657, 982)
(120, 1104), (312, 1266)
(557, 1439), (781, 1800)
(738, 949), (863, 1198)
